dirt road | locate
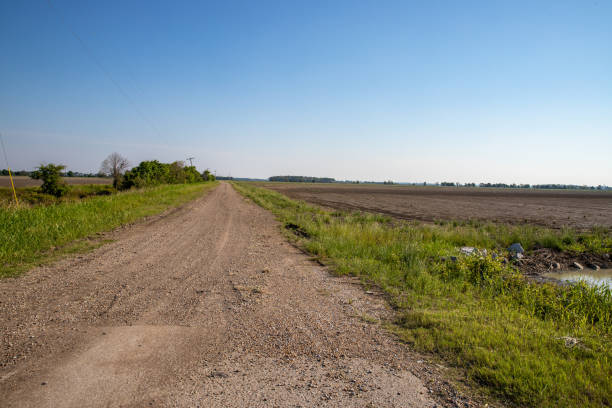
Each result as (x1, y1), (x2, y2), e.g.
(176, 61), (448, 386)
(0, 183), (441, 407)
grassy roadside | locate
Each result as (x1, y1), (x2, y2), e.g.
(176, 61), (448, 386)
(0, 184), (116, 207)
(233, 181), (611, 408)
(0, 182), (218, 278)
(430, 219), (611, 255)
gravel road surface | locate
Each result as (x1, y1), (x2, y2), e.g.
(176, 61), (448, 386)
(1, 182), (440, 407)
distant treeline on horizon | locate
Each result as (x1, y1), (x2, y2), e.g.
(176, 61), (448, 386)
(268, 175), (336, 183)
(260, 175), (609, 190)
(439, 182), (610, 190)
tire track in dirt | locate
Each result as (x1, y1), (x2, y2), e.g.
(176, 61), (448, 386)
(0, 182), (446, 407)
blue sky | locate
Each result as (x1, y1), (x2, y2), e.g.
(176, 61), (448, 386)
(1, 0), (611, 184)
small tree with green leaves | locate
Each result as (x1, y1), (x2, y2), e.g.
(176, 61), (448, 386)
(31, 164), (68, 197)
(202, 169), (215, 181)
(184, 166), (202, 183)
(121, 160), (171, 189)
(168, 161), (187, 184)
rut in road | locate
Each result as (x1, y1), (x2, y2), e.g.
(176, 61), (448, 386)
(0, 182), (437, 407)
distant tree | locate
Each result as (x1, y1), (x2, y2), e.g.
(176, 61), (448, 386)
(31, 164), (68, 197)
(184, 166), (202, 183)
(100, 152), (130, 188)
(168, 161), (187, 184)
(202, 169), (215, 181)
(121, 160), (169, 189)
(120, 159), (206, 189)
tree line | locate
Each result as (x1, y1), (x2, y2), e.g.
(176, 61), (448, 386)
(1, 169), (102, 177)
(99, 153), (216, 190)
(268, 176), (335, 183)
(439, 181), (609, 190)
(265, 177), (608, 190)
(13, 153), (216, 198)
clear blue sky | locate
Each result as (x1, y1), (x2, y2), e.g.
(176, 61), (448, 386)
(1, 0), (611, 184)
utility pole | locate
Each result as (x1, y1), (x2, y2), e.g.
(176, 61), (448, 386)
(186, 157), (195, 167)
(0, 133), (18, 206)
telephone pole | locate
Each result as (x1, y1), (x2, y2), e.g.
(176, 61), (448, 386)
(186, 157), (195, 167)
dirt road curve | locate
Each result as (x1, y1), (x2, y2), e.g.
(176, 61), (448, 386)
(0, 183), (438, 407)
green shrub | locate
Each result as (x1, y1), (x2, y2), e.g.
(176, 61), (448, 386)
(30, 164), (68, 197)
(122, 160), (204, 189)
(202, 169), (216, 181)
(440, 255), (506, 285)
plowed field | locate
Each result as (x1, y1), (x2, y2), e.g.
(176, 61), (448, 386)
(263, 183), (612, 230)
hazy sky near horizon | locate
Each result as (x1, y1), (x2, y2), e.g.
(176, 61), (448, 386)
(1, 1), (611, 184)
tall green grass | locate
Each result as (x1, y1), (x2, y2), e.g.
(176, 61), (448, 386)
(0, 182), (218, 277)
(432, 219), (611, 254)
(0, 184), (117, 207)
(233, 181), (611, 408)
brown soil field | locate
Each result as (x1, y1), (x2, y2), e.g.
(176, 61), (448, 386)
(0, 176), (111, 188)
(262, 183), (612, 230)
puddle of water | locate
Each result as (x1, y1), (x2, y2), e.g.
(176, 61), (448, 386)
(544, 269), (612, 289)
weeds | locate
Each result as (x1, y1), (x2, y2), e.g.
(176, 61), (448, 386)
(0, 184), (116, 207)
(0, 182), (218, 277)
(233, 181), (612, 408)
(433, 219), (610, 254)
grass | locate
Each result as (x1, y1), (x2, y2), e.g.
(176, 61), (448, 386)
(0, 182), (218, 277)
(432, 218), (611, 255)
(0, 184), (116, 207)
(233, 181), (612, 408)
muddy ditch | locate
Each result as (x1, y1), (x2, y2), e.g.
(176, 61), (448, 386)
(517, 248), (611, 287)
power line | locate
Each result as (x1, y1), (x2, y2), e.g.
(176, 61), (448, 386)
(44, 0), (163, 139)
(0, 133), (19, 206)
